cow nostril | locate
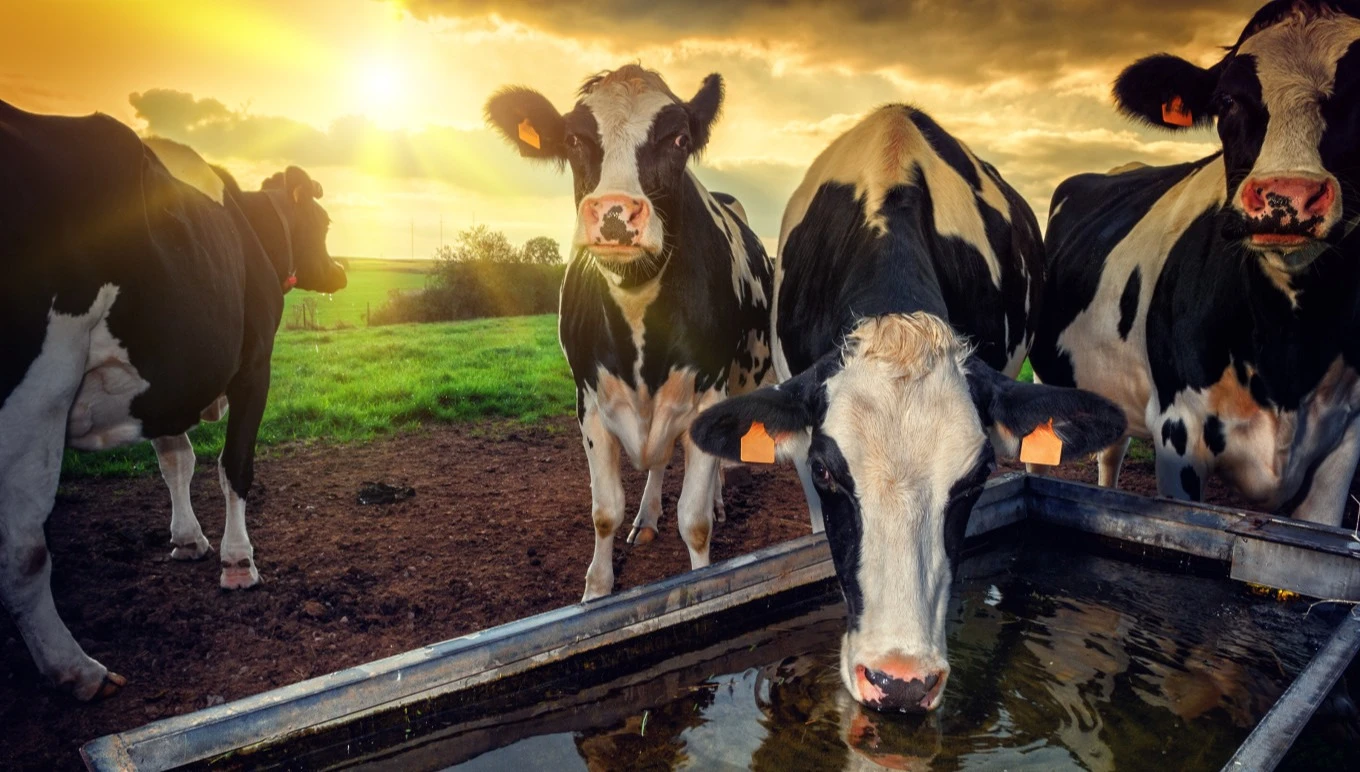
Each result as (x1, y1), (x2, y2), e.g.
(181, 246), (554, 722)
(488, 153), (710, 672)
(1305, 181), (1332, 213)
(922, 672), (940, 692)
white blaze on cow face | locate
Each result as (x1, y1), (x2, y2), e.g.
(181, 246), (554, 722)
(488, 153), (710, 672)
(572, 70), (678, 264)
(812, 315), (988, 713)
(1228, 11), (1360, 251)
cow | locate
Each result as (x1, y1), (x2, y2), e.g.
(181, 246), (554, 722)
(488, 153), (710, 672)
(1030, 0), (1360, 526)
(690, 106), (1126, 712)
(0, 101), (346, 700)
(484, 65), (774, 601)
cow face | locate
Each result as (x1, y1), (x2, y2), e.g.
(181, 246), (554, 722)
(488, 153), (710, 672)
(691, 314), (1126, 713)
(486, 66), (723, 278)
(264, 167), (346, 293)
(1113, 1), (1360, 271)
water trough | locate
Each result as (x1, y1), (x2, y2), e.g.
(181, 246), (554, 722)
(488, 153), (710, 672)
(81, 473), (1360, 771)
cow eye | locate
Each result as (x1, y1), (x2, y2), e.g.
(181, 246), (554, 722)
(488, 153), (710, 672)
(1215, 92), (1236, 113)
(565, 134), (581, 150)
(811, 460), (836, 491)
(672, 133), (690, 152)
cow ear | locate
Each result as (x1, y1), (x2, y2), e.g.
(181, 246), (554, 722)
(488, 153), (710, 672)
(485, 86), (568, 163)
(284, 166), (319, 203)
(1113, 54), (1220, 130)
(967, 359), (1127, 463)
(685, 74), (723, 155)
(691, 371), (819, 464)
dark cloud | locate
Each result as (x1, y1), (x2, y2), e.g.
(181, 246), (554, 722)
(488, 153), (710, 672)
(388, 0), (1256, 86)
(129, 88), (560, 196)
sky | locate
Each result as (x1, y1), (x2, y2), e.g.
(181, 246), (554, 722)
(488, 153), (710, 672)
(2, 1), (1257, 259)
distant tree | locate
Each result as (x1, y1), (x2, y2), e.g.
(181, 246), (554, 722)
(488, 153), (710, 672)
(521, 236), (563, 265)
(445, 225), (521, 264)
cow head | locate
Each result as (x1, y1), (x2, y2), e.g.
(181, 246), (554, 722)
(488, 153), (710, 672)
(486, 65), (723, 281)
(261, 167), (347, 294)
(691, 314), (1126, 713)
(1113, 1), (1360, 271)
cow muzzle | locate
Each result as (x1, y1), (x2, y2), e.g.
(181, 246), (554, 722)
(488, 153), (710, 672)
(1234, 174), (1340, 251)
(578, 194), (655, 262)
(848, 652), (948, 713)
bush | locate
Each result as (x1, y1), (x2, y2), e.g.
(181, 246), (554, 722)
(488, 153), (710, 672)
(370, 227), (568, 325)
(371, 261), (566, 325)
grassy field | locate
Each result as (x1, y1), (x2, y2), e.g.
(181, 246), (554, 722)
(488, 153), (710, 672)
(62, 315), (573, 477)
(282, 257), (430, 330)
(59, 254), (1049, 477)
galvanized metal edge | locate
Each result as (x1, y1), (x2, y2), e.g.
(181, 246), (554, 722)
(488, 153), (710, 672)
(81, 474), (1027, 772)
(1220, 609), (1360, 772)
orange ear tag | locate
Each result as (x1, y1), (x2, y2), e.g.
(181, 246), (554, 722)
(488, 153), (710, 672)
(1019, 418), (1063, 466)
(1161, 97), (1194, 127)
(740, 421), (777, 464)
(517, 119), (541, 149)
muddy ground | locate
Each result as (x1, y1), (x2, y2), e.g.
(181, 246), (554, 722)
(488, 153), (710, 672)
(2, 418), (1356, 770)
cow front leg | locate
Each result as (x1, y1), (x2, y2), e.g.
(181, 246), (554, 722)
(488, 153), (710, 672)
(1289, 417), (1360, 527)
(677, 433), (719, 570)
(627, 467), (663, 546)
(153, 434), (212, 560)
(795, 455), (826, 533)
(217, 369), (269, 590)
(1098, 436), (1132, 488)
(713, 464), (727, 523)
(582, 402), (626, 601)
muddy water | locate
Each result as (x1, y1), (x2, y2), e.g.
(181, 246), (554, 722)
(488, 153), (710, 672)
(430, 532), (1337, 772)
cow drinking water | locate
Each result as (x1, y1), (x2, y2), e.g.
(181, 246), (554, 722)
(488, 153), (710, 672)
(0, 103), (345, 699)
(691, 106), (1126, 712)
(485, 66), (774, 601)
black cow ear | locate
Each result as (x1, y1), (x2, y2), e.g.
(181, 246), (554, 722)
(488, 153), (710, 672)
(1113, 54), (1220, 130)
(685, 74), (723, 155)
(967, 358), (1127, 463)
(485, 86), (568, 163)
(284, 166), (319, 203)
(691, 368), (820, 463)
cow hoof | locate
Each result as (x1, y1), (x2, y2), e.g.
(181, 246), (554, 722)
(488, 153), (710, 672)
(94, 672), (128, 700)
(170, 537), (213, 561)
(627, 526), (657, 546)
(220, 561), (260, 590)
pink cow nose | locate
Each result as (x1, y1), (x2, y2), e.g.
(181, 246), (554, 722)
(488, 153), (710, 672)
(855, 659), (946, 713)
(581, 195), (649, 247)
(1240, 176), (1335, 221)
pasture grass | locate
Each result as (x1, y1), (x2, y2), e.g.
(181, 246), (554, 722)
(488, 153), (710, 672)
(282, 257), (430, 329)
(61, 315), (573, 477)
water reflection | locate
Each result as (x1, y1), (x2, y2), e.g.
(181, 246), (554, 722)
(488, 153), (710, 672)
(556, 542), (1327, 772)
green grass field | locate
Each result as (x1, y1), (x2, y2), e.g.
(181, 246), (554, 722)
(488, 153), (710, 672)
(282, 257), (430, 329)
(58, 256), (1051, 477)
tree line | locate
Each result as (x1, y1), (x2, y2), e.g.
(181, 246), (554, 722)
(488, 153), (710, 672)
(371, 226), (566, 325)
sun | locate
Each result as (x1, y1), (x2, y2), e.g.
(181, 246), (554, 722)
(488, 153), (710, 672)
(355, 55), (411, 124)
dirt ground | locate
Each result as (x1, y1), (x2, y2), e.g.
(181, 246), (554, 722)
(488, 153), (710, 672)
(2, 419), (1356, 771)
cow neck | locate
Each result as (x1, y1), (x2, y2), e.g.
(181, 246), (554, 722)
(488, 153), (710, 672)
(262, 188), (296, 292)
(1242, 234), (1360, 408)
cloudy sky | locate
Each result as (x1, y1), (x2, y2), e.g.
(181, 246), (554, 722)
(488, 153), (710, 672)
(4, 1), (1254, 258)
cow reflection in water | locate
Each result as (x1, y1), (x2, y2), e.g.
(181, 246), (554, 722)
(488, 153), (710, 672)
(562, 555), (1317, 771)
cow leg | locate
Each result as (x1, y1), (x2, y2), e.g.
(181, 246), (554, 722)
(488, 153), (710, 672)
(1290, 418), (1360, 527)
(0, 321), (122, 700)
(1098, 437), (1132, 488)
(153, 434), (212, 561)
(582, 404), (625, 601)
(677, 433), (718, 570)
(626, 467), (663, 546)
(713, 464), (726, 523)
(217, 369), (269, 590)
(795, 455), (826, 533)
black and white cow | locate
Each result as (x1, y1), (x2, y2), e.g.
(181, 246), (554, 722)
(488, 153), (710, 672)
(691, 106), (1125, 712)
(1031, 0), (1360, 525)
(0, 102), (345, 699)
(485, 66), (774, 601)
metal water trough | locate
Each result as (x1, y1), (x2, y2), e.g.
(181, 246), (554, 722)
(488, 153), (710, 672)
(81, 473), (1360, 772)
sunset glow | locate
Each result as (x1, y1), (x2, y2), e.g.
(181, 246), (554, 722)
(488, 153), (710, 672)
(0, 0), (1253, 259)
